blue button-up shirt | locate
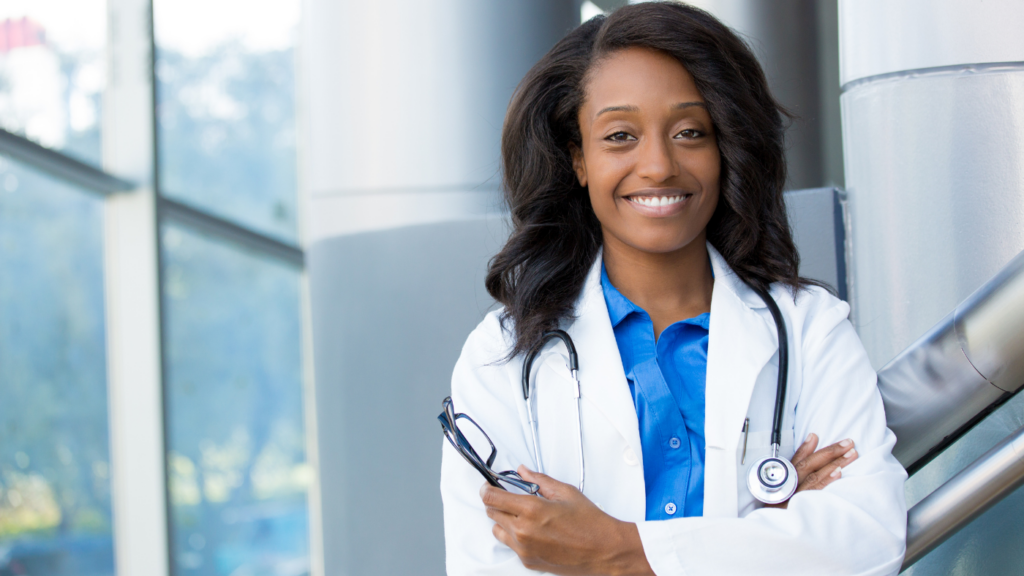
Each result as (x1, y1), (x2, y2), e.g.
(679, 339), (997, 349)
(601, 265), (709, 520)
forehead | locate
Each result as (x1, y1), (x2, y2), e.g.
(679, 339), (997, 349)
(583, 47), (703, 109)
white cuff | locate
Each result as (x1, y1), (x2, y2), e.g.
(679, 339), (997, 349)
(635, 520), (688, 576)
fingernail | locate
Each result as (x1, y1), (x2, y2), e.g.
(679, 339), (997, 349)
(840, 439), (852, 448)
(479, 484), (488, 498)
(831, 467), (842, 478)
(844, 449), (857, 459)
(801, 435), (813, 446)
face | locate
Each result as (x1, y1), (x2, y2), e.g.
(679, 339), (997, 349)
(572, 47), (720, 256)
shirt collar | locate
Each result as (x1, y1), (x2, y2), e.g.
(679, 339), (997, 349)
(600, 263), (642, 328)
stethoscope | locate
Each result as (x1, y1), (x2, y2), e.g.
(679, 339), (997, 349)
(521, 286), (797, 505)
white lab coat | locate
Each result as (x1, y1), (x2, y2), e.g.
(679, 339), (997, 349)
(440, 244), (907, 575)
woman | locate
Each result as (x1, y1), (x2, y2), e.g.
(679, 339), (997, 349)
(440, 3), (907, 574)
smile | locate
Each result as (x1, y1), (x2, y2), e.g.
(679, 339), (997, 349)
(626, 194), (691, 207)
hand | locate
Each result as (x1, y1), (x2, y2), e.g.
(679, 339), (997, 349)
(481, 466), (655, 576)
(765, 433), (858, 509)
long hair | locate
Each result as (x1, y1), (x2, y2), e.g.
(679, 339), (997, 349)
(487, 2), (810, 360)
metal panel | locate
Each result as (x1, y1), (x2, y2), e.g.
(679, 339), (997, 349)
(308, 216), (506, 576)
(784, 187), (846, 297)
(841, 67), (1024, 368)
(838, 0), (1024, 86)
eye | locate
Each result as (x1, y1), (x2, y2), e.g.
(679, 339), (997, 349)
(605, 131), (636, 142)
(674, 128), (704, 140)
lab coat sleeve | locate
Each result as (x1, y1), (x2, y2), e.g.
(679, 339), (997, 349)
(440, 312), (539, 576)
(635, 297), (908, 576)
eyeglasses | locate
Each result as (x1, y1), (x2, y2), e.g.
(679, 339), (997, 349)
(438, 396), (539, 495)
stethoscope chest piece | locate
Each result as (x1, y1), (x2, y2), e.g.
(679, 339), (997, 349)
(746, 454), (798, 505)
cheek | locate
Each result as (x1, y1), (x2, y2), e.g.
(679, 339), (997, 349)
(685, 147), (721, 189)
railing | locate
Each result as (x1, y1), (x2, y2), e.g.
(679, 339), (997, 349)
(878, 249), (1024, 472)
(875, 249), (1024, 570)
(902, 423), (1024, 569)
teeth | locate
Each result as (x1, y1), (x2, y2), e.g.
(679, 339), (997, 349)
(631, 195), (686, 207)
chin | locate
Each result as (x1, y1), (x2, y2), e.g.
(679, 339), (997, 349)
(625, 234), (704, 255)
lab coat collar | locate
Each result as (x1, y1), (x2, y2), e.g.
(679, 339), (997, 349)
(562, 249), (645, 468)
(704, 244), (781, 516)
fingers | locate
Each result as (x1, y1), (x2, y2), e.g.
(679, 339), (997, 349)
(793, 438), (855, 482)
(517, 465), (573, 500)
(789, 433), (819, 466)
(492, 522), (517, 551)
(480, 483), (534, 516)
(486, 503), (518, 527)
(796, 445), (859, 492)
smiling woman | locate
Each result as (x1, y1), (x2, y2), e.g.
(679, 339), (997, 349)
(443, 3), (907, 576)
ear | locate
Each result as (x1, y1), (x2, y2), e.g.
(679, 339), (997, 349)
(569, 143), (588, 188)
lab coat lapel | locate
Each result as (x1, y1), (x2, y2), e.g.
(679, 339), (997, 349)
(703, 244), (778, 517)
(563, 253), (645, 466)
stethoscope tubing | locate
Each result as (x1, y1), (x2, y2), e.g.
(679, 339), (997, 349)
(522, 330), (584, 492)
(752, 286), (789, 455)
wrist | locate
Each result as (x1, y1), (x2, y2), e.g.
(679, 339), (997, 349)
(605, 521), (655, 576)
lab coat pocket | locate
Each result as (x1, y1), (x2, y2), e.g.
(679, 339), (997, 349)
(737, 429), (796, 468)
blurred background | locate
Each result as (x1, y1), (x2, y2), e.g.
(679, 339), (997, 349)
(1, 0), (1022, 575)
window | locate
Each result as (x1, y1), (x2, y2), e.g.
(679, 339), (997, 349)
(0, 156), (113, 575)
(162, 225), (308, 575)
(0, 0), (106, 166)
(154, 0), (301, 242)
(0, 0), (311, 574)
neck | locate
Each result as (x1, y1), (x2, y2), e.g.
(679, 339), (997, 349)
(602, 232), (714, 337)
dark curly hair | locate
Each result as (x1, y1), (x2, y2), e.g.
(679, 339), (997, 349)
(486, 1), (812, 360)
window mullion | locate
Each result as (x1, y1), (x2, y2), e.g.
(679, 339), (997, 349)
(103, 0), (171, 574)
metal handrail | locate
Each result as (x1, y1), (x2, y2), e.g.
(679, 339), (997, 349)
(902, 423), (1024, 570)
(874, 248), (1024, 569)
(878, 249), (1024, 472)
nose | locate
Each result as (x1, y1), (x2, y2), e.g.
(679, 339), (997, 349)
(635, 135), (677, 183)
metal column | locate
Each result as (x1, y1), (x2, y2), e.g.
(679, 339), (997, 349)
(839, 0), (1024, 368)
(299, 2), (577, 574)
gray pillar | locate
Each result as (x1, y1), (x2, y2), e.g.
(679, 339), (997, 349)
(838, 0), (1024, 367)
(299, 2), (577, 574)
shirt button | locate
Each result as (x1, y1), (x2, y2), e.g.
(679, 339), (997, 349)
(669, 437), (681, 449)
(623, 447), (639, 466)
(665, 502), (677, 515)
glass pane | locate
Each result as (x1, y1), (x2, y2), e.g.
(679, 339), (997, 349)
(161, 223), (309, 576)
(153, 0), (301, 242)
(0, 0), (106, 166)
(0, 155), (113, 574)
(904, 392), (1024, 575)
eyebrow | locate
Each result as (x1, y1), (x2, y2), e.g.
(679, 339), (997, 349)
(596, 105), (640, 117)
(595, 101), (707, 117)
